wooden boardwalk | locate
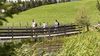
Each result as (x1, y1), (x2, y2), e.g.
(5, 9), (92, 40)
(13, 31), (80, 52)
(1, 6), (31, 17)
(0, 25), (81, 40)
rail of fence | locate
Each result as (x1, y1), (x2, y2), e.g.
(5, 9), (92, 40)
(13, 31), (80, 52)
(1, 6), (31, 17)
(0, 24), (82, 39)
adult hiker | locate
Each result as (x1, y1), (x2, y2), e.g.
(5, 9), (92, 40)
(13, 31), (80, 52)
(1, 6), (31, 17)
(54, 20), (60, 28)
(42, 22), (48, 33)
(32, 19), (37, 34)
(32, 19), (37, 28)
(42, 22), (48, 28)
(54, 20), (60, 33)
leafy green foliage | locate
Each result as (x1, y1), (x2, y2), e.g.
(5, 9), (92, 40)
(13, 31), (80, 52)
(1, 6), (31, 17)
(0, 41), (22, 56)
(0, 2), (13, 25)
(0, 39), (35, 56)
(0, 37), (64, 56)
(75, 7), (90, 31)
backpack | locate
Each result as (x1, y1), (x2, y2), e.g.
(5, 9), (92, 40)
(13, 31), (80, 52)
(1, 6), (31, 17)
(58, 22), (60, 26)
(35, 23), (37, 27)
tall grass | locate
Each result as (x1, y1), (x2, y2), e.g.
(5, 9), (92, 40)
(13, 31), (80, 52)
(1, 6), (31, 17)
(0, 31), (100, 56)
(57, 31), (100, 56)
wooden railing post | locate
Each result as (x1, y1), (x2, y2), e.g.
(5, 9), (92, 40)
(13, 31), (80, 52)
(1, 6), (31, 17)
(34, 28), (37, 42)
(31, 27), (33, 38)
(8, 27), (9, 37)
(64, 25), (66, 35)
(48, 28), (51, 37)
(11, 27), (13, 39)
(35, 28), (38, 38)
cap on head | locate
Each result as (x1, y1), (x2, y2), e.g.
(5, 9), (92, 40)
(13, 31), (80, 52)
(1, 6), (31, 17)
(55, 20), (58, 22)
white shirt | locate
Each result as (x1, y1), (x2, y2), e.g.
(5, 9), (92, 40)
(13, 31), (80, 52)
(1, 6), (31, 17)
(54, 22), (59, 27)
(42, 23), (47, 28)
(32, 22), (36, 28)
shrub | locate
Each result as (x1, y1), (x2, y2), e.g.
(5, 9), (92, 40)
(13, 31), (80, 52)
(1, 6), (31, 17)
(75, 7), (90, 32)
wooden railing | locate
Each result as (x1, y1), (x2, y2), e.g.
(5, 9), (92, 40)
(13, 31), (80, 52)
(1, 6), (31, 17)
(0, 24), (81, 39)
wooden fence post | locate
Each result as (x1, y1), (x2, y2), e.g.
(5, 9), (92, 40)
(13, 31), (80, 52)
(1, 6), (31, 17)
(26, 26), (28, 32)
(31, 27), (33, 38)
(35, 28), (38, 38)
(11, 27), (13, 39)
(8, 27), (9, 37)
(48, 28), (51, 37)
(64, 25), (66, 35)
(33, 28), (37, 42)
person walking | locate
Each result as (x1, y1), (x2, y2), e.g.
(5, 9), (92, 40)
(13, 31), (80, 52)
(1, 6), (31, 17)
(54, 20), (60, 33)
(42, 22), (48, 28)
(32, 19), (37, 28)
(32, 19), (37, 36)
(42, 22), (48, 33)
(54, 20), (60, 28)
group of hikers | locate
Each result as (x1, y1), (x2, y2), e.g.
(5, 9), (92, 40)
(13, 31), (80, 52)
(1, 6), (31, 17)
(32, 19), (60, 28)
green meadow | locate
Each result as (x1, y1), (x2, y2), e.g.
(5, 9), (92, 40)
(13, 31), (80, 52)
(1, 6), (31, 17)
(0, 0), (100, 56)
(3, 0), (100, 26)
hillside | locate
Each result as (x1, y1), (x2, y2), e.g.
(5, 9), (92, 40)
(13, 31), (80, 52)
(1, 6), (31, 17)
(3, 0), (100, 27)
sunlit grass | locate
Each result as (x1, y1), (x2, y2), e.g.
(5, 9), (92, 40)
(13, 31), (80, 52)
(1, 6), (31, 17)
(58, 31), (100, 56)
(3, 0), (100, 27)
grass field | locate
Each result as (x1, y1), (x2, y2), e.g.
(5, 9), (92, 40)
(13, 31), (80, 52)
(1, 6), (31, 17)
(10, 31), (100, 56)
(3, 0), (100, 27)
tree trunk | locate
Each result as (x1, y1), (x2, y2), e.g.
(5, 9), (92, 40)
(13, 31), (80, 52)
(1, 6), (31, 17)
(86, 25), (89, 32)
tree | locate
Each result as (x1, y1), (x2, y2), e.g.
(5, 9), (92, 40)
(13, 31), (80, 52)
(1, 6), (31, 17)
(0, 2), (8, 25)
(0, 1), (13, 25)
(75, 7), (90, 32)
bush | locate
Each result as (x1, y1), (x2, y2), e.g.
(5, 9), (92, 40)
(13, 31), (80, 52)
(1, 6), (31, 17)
(75, 7), (90, 32)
